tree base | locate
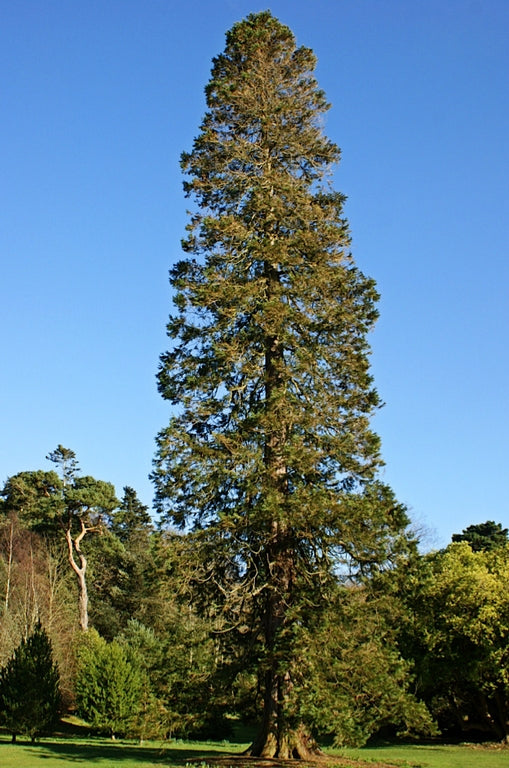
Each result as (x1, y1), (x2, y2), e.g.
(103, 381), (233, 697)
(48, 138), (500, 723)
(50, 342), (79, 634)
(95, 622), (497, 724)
(245, 725), (323, 760)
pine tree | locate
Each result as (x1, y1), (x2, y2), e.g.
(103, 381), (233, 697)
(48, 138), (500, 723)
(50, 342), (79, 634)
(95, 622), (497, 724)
(153, 11), (412, 758)
(452, 520), (508, 551)
(111, 486), (152, 544)
(0, 622), (60, 742)
(3, 448), (119, 633)
(47, 446), (119, 632)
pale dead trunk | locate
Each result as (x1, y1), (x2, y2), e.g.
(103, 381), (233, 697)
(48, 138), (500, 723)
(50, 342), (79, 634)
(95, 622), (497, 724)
(64, 520), (89, 632)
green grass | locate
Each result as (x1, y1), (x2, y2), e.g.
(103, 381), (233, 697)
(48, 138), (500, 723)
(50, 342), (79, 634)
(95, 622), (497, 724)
(0, 736), (507, 768)
(0, 736), (247, 768)
(329, 741), (509, 767)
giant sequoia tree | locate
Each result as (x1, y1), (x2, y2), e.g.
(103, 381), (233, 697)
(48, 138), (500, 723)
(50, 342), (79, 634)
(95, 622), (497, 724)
(153, 12), (412, 758)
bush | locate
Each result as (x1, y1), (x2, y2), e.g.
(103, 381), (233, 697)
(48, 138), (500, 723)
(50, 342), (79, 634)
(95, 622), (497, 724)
(75, 629), (143, 738)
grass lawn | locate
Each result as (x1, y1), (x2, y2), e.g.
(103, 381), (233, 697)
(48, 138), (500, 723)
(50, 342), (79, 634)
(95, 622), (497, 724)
(330, 741), (509, 767)
(0, 736), (507, 768)
(0, 736), (245, 768)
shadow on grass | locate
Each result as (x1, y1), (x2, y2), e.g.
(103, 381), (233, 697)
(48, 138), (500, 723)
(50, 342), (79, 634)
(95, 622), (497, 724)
(0, 739), (242, 765)
(0, 739), (385, 768)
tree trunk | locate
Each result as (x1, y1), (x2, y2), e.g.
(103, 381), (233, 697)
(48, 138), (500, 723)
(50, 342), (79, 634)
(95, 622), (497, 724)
(4, 519), (14, 612)
(246, 539), (322, 759)
(246, 264), (323, 759)
(64, 520), (89, 632)
(76, 569), (89, 633)
(247, 669), (322, 758)
(493, 689), (509, 744)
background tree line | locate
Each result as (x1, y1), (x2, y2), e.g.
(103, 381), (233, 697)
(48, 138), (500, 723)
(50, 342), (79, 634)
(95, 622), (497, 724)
(0, 449), (507, 744)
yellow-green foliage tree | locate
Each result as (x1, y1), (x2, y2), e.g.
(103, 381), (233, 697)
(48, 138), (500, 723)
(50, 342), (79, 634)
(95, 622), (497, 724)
(399, 541), (509, 742)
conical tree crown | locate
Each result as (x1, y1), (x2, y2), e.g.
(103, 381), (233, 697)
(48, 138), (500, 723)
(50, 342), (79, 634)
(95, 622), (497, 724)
(0, 623), (60, 740)
(155, 13), (398, 555)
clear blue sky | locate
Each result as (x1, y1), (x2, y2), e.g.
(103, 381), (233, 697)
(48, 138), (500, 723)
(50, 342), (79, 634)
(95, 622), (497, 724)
(1, 1), (507, 549)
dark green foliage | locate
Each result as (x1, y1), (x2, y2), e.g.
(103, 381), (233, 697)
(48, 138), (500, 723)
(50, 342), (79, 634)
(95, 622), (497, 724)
(0, 451), (118, 543)
(116, 620), (168, 741)
(0, 470), (62, 535)
(452, 520), (508, 551)
(46, 445), (80, 485)
(293, 585), (435, 747)
(75, 629), (143, 738)
(44, 445), (119, 533)
(90, 489), (155, 639)
(86, 531), (133, 640)
(111, 487), (152, 544)
(157, 602), (229, 739)
(0, 622), (60, 742)
(118, 539), (232, 740)
(153, 11), (415, 756)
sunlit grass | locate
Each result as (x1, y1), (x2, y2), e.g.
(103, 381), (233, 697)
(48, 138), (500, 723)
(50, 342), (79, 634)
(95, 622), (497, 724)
(329, 741), (509, 768)
(0, 735), (244, 768)
(0, 735), (507, 768)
